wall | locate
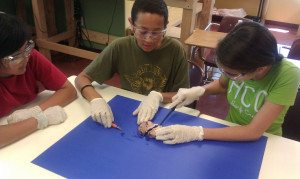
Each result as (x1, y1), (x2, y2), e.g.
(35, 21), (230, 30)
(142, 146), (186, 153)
(264, 0), (300, 24)
(214, 0), (261, 17)
(125, 0), (133, 29)
(0, 0), (65, 31)
(80, 0), (124, 49)
(0, 0), (124, 49)
(0, 0), (15, 14)
(215, 0), (300, 24)
(80, 0), (124, 37)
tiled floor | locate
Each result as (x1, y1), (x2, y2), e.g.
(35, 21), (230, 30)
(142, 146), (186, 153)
(266, 23), (298, 46)
(52, 54), (121, 88)
(52, 23), (299, 119)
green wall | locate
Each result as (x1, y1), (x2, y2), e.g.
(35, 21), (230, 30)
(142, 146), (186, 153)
(80, 0), (124, 49)
(0, 0), (125, 49)
(0, 0), (53, 29)
(80, 0), (124, 37)
(0, 0), (16, 14)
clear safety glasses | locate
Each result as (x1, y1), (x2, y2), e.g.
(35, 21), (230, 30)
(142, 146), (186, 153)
(215, 59), (247, 80)
(133, 26), (166, 40)
(2, 40), (35, 64)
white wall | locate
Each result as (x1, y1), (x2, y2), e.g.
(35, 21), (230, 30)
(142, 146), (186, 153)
(215, 0), (300, 24)
(264, 0), (300, 24)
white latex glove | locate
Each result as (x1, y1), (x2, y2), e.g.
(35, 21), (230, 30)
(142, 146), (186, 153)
(36, 106), (67, 129)
(90, 98), (114, 128)
(133, 91), (163, 124)
(155, 125), (204, 144)
(169, 86), (205, 108)
(7, 106), (42, 124)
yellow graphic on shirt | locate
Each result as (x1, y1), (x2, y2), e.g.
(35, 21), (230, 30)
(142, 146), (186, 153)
(125, 64), (167, 94)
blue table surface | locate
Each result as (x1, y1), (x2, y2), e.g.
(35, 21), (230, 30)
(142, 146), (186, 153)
(32, 95), (267, 179)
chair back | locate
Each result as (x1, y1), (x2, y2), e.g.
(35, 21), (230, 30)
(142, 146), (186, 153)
(218, 16), (252, 33)
(282, 88), (300, 141)
(287, 39), (300, 60)
(187, 60), (204, 109)
(200, 16), (252, 82)
(188, 60), (204, 87)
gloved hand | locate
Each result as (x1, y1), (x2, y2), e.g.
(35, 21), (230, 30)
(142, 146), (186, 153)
(90, 98), (114, 128)
(169, 86), (205, 108)
(133, 91), (163, 124)
(36, 106), (67, 129)
(155, 125), (204, 144)
(7, 106), (42, 124)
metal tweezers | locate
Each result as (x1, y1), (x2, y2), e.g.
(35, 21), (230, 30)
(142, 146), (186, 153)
(142, 106), (176, 136)
(144, 124), (159, 136)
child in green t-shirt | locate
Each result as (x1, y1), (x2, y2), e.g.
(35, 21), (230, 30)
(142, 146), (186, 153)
(156, 22), (300, 144)
(75, 0), (188, 128)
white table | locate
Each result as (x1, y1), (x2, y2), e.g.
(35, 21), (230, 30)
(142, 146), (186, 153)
(1, 76), (300, 179)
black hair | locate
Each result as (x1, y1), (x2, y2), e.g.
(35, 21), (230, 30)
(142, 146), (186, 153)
(216, 21), (283, 72)
(131, 0), (168, 28)
(0, 13), (31, 59)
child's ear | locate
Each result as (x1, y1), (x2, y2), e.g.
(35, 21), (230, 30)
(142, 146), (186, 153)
(128, 17), (133, 26)
(256, 66), (269, 73)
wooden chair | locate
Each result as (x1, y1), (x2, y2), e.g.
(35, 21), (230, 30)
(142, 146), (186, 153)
(198, 16), (252, 82)
(187, 60), (204, 109)
(287, 39), (300, 60)
(282, 88), (300, 141)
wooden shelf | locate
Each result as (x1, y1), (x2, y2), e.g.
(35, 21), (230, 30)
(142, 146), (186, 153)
(32, 0), (215, 61)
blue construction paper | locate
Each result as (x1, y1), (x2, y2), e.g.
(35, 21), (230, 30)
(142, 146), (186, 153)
(32, 95), (267, 179)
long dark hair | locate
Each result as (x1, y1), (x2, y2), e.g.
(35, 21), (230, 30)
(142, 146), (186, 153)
(216, 22), (283, 72)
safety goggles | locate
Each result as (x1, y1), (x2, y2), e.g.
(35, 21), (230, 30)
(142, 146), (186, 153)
(215, 59), (247, 80)
(133, 25), (166, 40)
(2, 40), (35, 64)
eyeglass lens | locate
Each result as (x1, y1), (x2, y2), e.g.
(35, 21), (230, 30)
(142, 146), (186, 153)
(4, 40), (34, 64)
(134, 26), (166, 40)
(215, 59), (244, 80)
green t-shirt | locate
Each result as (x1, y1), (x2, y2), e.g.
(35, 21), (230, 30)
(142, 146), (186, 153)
(226, 60), (300, 135)
(85, 36), (189, 95)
